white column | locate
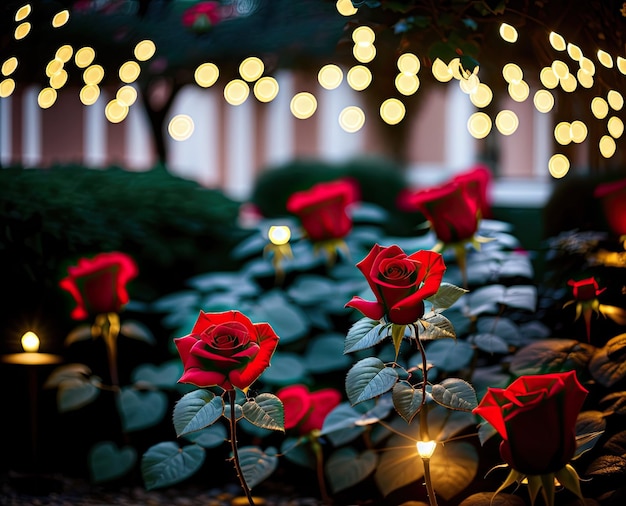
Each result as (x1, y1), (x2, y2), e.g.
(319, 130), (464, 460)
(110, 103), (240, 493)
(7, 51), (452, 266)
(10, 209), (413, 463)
(84, 91), (107, 167)
(445, 84), (476, 173)
(264, 70), (294, 167)
(22, 86), (40, 167)
(125, 86), (153, 171)
(0, 94), (11, 166)
(224, 94), (254, 200)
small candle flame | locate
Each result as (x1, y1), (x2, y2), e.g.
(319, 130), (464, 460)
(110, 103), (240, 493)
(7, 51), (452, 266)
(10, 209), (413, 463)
(21, 331), (40, 353)
(268, 226), (291, 246)
(416, 440), (437, 459)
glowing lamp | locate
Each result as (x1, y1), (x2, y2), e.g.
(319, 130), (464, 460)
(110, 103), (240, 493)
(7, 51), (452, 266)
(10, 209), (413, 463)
(268, 226), (291, 245)
(194, 63), (219, 88)
(416, 440), (437, 459)
(21, 331), (39, 353)
(168, 114), (194, 141)
(290, 92), (317, 119)
(1, 331), (62, 366)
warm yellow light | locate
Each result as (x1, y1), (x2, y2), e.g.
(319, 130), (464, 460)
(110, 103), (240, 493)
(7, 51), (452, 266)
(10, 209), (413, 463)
(607, 90), (624, 111)
(37, 87), (57, 109)
(353, 43), (376, 63)
(470, 83), (493, 108)
(55, 45), (73, 63)
(253, 76), (279, 103)
(467, 112), (492, 139)
(15, 4), (31, 22)
(508, 80), (529, 102)
(52, 9), (70, 28)
(599, 135), (616, 158)
(416, 440), (437, 459)
(617, 56), (626, 75)
(597, 49), (613, 68)
(79, 84), (100, 105)
(395, 73), (419, 95)
(21, 331), (40, 353)
(339, 106), (365, 133)
(502, 63), (523, 83)
(83, 64), (104, 85)
(380, 98), (405, 125)
(347, 65), (372, 91)
(336, 0), (358, 16)
(134, 40), (156, 61)
(168, 114), (194, 141)
(459, 73), (479, 94)
(608, 116), (624, 138)
(239, 57), (264, 82)
(559, 73), (577, 93)
(268, 226), (291, 245)
(448, 57), (463, 80)
(551, 60), (569, 80)
(570, 120), (588, 143)
(554, 121), (572, 145)
(549, 31), (566, 51)
(540, 67), (559, 89)
(499, 23), (518, 43)
(591, 97), (609, 119)
(224, 79), (250, 106)
(116, 85), (138, 106)
(0, 79), (16, 98)
(105, 99), (129, 123)
(318, 64), (343, 90)
(495, 110), (519, 135)
(548, 154), (570, 178)
(576, 68), (594, 88)
(567, 43), (583, 62)
(579, 57), (595, 75)
(533, 89), (554, 113)
(75, 47), (96, 68)
(432, 58), (453, 82)
(397, 53), (420, 74)
(352, 26), (375, 44)
(45, 58), (64, 77)
(2, 57), (18, 76)
(290, 92), (317, 119)
(194, 63), (219, 88)
(119, 61), (141, 83)
(49, 69), (68, 89)
(15, 22), (31, 40)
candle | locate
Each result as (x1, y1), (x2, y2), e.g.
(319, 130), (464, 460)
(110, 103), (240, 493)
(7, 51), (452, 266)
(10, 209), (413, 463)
(1, 331), (63, 366)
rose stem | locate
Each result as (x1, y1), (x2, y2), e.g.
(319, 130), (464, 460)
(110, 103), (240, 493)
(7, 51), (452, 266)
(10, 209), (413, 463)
(311, 435), (331, 504)
(228, 389), (256, 506)
(414, 324), (438, 506)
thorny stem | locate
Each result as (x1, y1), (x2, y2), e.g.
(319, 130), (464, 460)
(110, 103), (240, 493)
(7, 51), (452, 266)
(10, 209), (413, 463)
(228, 389), (255, 506)
(413, 323), (438, 506)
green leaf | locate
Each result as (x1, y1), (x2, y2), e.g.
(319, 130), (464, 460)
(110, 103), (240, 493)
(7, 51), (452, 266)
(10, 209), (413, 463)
(43, 363), (93, 388)
(345, 357), (399, 405)
(242, 393), (284, 431)
(499, 285), (537, 312)
(141, 442), (205, 490)
(259, 351), (308, 386)
(173, 389), (224, 437)
(250, 291), (310, 344)
(56, 376), (100, 412)
(131, 360), (182, 389)
(589, 333), (626, 387)
(585, 454), (626, 477)
(392, 382), (424, 423)
(286, 274), (337, 305)
(510, 339), (595, 377)
(467, 285), (506, 315)
(238, 446), (279, 489)
(459, 492), (526, 505)
(303, 333), (351, 373)
(424, 339), (474, 372)
(118, 388), (169, 432)
(430, 442), (479, 500)
(476, 317), (522, 347)
(599, 391), (626, 416)
(419, 312), (456, 340)
(427, 283), (468, 311)
(326, 448), (378, 493)
(281, 437), (316, 469)
(344, 318), (386, 353)
(64, 324), (93, 346)
(120, 320), (156, 344)
(183, 423), (227, 448)
(470, 333), (510, 354)
(320, 403), (366, 445)
(89, 441), (137, 484)
(431, 378), (478, 411)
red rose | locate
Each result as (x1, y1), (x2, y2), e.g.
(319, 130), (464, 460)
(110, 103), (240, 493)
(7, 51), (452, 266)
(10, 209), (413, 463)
(473, 371), (588, 475)
(345, 244), (446, 325)
(59, 252), (138, 320)
(286, 179), (359, 242)
(594, 177), (626, 236)
(568, 277), (605, 302)
(276, 384), (342, 435)
(174, 310), (279, 391)
(451, 164), (492, 219)
(181, 1), (222, 32)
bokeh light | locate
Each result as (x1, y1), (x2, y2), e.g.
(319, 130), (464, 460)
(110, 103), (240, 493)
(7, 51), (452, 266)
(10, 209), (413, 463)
(318, 64), (343, 90)
(608, 116), (624, 138)
(119, 61), (141, 84)
(397, 53), (420, 74)
(599, 135), (617, 157)
(194, 63), (219, 88)
(75, 47), (96, 68)
(467, 112), (492, 139)
(336, 0), (358, 16)
(79, 84), (100, 105)
(533, 90), (554, 113)
(570, 120), (588, 143)
(540, 67), (558, 89)
(239, 57), (264, 82)
(549, 31), (566, 51)
(224, 79), (250, 106)
(432, 58), (453, 82)
(50, 69), (68, 89)
(105, 99), (129, 123)
(495, 110), (519, 135)
(353, 43), (376, 63)
(395, 73), (419, 95)
(591, 97), (609, 119)
(15, 4), (31, 22)
(2, 57), (18, 76)
(548, 154), (570, 178)
(470, 83), (493, 108)
(567, 43), (583, 62)
(380, 98), (405, 125)
(15, 22), (31, 40)
(499, 23), (518, 43)
(0, 79), (16, 98)
(347, 65), (372, 91)
(37, 87), (57, 109)
(168, 114), (195, 141)
(116, 85), (138, 107)
(268, 226), (291, 245)
(83, 65), (104, 85)
(338, 106), (365, 133)
(253, 77), (279, 103)
(52, 10), (69, 28)
(290, 92), (317, 119)
(597, 49), (613, 68)
(134, 40), (156, 61)
(607, 90), (624, 110)
(55, 45), (73, 63)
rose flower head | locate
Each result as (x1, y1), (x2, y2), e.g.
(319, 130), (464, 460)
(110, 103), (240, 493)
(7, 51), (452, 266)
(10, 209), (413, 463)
(593, 177), (626, 237)
(345, 244), (446, 325)
(59, 251), (138, 320)
(564, 277), (607, 342)
(175, 310), (279, 391)
(276, 384), (342, 435)
(286, 178), (359, 261)
(181, 1), (222, 33)
(474, 371), (588, 477)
